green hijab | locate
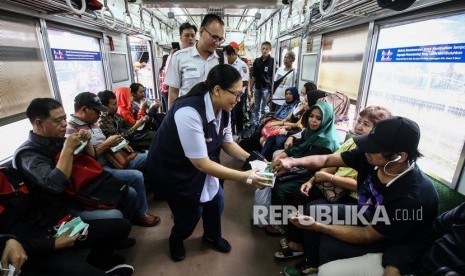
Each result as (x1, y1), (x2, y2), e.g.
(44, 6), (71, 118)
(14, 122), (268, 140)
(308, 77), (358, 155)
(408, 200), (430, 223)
(289, 101), (341, 157)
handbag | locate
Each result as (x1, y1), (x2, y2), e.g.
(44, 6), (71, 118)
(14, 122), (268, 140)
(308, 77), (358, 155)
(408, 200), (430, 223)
(105, 150), (137, 169)
(315, 181), (349, 203)
(277, 167), (312, 182)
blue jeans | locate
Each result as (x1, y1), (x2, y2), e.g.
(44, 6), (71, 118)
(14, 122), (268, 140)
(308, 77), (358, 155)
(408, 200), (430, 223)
(70, 186), (137, 220)
(253, 87), (270, 126)
(104, 152), (149, 216)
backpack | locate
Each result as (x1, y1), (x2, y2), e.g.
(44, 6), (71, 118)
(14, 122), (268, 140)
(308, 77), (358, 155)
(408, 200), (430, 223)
(55, 152), (129, 210)
(0, 167), (28, 214)
(318, 91), (350, 122)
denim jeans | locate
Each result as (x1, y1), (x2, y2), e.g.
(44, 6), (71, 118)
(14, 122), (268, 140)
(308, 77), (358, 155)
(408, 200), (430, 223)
(103, 152), (149, 216)
(70, 186), (137, 220)
(253, 87), (270, 126)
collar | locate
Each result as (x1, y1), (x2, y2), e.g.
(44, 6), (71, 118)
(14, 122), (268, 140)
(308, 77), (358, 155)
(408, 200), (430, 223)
(231, 57), (240, 65)
(28, 131), (64, 149)
(204, 92), (222, 123)
(192, 44), (219, 61)
(68, 114), (89, 126)
(385, 162), (416, 188)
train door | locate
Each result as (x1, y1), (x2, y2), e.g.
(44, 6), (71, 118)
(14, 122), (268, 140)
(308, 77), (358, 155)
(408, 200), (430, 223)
(46, 28), (106, 115)
(129, 36), (156, 99)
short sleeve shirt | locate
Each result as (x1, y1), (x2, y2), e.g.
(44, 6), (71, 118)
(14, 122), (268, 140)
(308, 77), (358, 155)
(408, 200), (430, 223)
(165, 45), (219, 97)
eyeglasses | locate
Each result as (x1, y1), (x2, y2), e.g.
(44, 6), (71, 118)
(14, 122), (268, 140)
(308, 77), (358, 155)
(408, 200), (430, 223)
(223, 88), (242, 101)
(203, 27), (225, 44)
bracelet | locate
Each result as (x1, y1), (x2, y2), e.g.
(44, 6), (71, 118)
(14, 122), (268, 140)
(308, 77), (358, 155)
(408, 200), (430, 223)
(246, 174), (254, 185)
(330, 175), (334, 183)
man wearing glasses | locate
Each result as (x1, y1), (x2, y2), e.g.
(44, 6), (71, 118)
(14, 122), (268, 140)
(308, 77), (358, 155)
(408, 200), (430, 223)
(165, 14), (225, 109)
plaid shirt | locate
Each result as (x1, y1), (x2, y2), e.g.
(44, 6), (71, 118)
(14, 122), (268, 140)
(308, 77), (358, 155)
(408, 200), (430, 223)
(98, 113), (134, 140)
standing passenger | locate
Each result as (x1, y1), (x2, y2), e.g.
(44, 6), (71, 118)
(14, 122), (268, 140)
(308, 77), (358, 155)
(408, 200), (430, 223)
(223, 45), (250, 135)
(165, 14), (224, 109)
(147, 64), (272, 262)
(250, 41), (275, 127)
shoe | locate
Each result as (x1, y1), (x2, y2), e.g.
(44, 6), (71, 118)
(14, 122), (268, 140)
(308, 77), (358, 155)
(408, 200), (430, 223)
(117, 237), (136, 250)
(274, 246), (304, 259)
(280, 238), (289, 248)
(283, 259), (318, 276)
(202, 234), (231, 253)
(132, 213), (160, 227)
(105, 264), (134, 276)
(169, 236), (185, 262)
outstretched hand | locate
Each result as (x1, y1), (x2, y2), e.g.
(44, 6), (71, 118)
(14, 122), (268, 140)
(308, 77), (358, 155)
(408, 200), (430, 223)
(288, 215), (316, 230)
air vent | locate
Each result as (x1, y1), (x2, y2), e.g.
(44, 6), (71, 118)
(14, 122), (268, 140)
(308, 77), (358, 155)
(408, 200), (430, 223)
(207, 7), (224, 17)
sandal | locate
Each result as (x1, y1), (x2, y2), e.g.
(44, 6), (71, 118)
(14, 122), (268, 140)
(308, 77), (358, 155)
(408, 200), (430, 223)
(274, 246), (304, 259)
(265, 225), (286, 236)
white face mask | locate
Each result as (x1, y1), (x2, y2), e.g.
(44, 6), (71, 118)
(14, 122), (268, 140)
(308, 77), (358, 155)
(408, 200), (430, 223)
(300, 95), (306, 103)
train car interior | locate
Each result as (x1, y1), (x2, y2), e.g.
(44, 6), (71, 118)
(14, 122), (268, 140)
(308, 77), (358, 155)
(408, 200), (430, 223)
(1, 0), (465, 275)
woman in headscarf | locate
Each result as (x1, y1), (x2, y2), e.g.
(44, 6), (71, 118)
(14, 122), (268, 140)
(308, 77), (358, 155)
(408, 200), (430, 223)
(263, 101), (341, 235)
(260, 87), (300, 145)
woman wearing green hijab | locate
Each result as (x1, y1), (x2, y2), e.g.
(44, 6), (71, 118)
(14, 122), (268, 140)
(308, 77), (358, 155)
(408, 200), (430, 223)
(265, 101), (341, 236)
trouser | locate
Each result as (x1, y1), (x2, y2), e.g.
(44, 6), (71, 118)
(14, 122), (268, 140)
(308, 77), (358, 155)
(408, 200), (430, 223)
(161, 92), (168, 112)
(231, 96), (245, 134)
(302, 204), (386, 267)
(253, 87), (270, 126)
(22, 218), (131, 275)
(167, 187), (224, 242)
(261, 135), (288, 161)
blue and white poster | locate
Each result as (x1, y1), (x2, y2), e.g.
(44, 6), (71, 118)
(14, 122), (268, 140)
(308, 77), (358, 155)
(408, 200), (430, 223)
(376, 43), (465, 63)
(51, 48), (101, 61)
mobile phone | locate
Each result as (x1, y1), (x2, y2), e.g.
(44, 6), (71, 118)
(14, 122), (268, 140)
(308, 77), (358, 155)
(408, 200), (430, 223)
(171, 42), (180, 51)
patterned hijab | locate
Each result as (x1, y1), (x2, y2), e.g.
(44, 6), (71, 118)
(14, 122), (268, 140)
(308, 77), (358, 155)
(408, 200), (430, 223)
(289, 101), (341, 157)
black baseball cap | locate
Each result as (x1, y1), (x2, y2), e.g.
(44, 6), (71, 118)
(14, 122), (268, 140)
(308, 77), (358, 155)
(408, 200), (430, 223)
(353, 116), (420, 153)
(74, 92), (107, 112)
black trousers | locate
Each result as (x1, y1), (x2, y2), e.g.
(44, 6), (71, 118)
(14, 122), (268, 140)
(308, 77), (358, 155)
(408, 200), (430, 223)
(167, 187), (224, 243)
(21, 218), (131, 276)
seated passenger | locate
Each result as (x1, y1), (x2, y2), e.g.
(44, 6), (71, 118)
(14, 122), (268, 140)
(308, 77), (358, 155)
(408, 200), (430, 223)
(318, 202), (465, 276)
(263, 101), (341, 236)
(260, 87), (300, 144)
(130, 82), (163, 130)
(275, 105), (392, 259)
(261, 84), (325, 161)
(13, 98), (136, 222)
(0, 171), (134, 275)
(66, 92), (160, 227)
(98, 90), (155, 152)
(271, 116), (439, 276)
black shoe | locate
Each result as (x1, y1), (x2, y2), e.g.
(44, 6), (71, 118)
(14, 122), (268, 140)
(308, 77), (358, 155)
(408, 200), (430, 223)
(117, 237), (136, 250)
(202, 234), (231, 253)
(169, 236), (185, 262)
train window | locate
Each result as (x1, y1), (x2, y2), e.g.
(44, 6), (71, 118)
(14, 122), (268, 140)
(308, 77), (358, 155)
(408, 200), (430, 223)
(47, 29), (105, 115)
(318, 25), (369, 101)
(367, 13), (465, 186)
(0, 15), (52, 162)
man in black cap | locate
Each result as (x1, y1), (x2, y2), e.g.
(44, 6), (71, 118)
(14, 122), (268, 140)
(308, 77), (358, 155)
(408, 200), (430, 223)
(67, 92), (160, 227)
(271, 116), (439, 276)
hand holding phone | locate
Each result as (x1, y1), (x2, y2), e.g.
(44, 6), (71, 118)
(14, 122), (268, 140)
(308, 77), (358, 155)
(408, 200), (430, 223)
(171, 42), (180, 51)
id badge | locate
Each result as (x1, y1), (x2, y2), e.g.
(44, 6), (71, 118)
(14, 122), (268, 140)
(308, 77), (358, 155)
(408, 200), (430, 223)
(264, 66), (269, 72)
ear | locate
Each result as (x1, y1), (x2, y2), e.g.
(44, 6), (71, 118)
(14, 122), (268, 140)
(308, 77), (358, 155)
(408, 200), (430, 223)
(396, 152), (408, 162)
(213, 85), (221, 96)
(34, 118), (43, 129)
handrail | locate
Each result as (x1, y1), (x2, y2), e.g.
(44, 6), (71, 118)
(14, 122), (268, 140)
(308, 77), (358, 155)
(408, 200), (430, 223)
(65, 0), (86, 15)
(100, 0), (116, 30)
(123, 0), (133, 30)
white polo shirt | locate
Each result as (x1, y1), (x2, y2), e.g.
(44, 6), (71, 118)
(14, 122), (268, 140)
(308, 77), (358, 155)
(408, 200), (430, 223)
(165, 45), (219, 97)
(229, 57), (249, 93)
(174, 93), (233, 202)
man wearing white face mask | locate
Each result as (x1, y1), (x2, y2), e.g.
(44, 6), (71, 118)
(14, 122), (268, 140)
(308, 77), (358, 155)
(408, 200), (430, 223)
(271, 116), (439, 276)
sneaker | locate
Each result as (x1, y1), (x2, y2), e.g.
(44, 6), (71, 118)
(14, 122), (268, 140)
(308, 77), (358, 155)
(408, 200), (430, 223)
(283, 260), (318, 276)
(105, 264), (134, 276)
(202, 234), (231, 253)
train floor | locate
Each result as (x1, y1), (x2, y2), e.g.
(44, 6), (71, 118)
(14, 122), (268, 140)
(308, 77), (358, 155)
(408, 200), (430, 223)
(121, 152), (303, 276)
